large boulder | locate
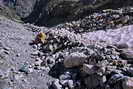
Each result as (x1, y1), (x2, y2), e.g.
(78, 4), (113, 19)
(64, 52), (87, 68)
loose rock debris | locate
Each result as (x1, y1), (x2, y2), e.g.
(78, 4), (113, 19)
(1, 5), (133, 89)
(31, 29), (133, 89)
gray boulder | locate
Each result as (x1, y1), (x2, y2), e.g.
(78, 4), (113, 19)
(82, 64), (105, 75)
(64, 52), (87, 68)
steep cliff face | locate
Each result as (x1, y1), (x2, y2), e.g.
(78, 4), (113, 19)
(1, 0), (133, 26)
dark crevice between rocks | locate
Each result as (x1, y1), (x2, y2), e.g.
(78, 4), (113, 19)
(48, 62), (66, 78)
(48, 61), (82, 78)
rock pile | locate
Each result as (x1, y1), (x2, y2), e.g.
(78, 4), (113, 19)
(30, 23), (133, 89)
(57, 7), (133, 33)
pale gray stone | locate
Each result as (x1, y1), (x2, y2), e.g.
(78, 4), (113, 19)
(64, 52), (87, 68)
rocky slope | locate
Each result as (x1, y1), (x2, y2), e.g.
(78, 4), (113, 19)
(0, 16), (54, 89)
(1, 0), (133, 89)
(31, 23), (133, 89)
(1, 14), (133, 89)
